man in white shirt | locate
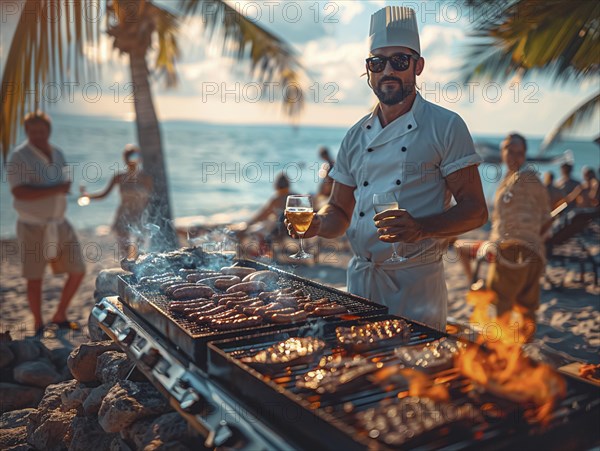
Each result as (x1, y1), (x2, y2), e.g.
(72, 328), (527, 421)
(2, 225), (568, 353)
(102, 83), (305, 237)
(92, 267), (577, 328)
(286, 6), (487, 330)
(7, 111), (86, 336)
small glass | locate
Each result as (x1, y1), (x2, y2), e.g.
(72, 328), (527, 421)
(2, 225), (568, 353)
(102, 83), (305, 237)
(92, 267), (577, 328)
(373, 192), (406, 263)
(77, 184), (90, 206)
(285, 195), (314, 259)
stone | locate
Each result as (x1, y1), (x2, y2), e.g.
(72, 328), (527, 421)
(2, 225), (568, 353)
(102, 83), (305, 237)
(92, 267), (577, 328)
(49, 346), (73, 370)
(140, 412), (197, 450)
(98, 381), (170, 433)
(95, 351), (134, 385)
(110, 436), (133, 451)
(120, 417), (154, 449)
(8, 340), (40, 364)
(83, 383), (113, 416)
(0, 343), (14, 368)
(61, 382), (92, 411)
(69, 416), (117, 451)
(27, 406), (77, 451)
(27, 380), (79, 451)
(13, 360), (62, 387)
(0, 408), (35, 429)
(0, 383), (44, 413)
(67, 341), (121, 383)
(0, 408), (34, 451)
(36, 379), (79, 413)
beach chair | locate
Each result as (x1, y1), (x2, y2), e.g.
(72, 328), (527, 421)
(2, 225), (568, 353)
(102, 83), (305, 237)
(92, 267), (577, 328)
(545, 207), (599, 289)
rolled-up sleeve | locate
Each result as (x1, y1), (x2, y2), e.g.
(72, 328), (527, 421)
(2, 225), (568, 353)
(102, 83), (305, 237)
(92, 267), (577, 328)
(329, 135), (356, 187)
(6, 153), (26, 189)
(440, 115), (482, 178)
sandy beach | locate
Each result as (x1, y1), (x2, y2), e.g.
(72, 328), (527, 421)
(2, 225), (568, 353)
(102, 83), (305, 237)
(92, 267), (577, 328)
(1, 223), (598, 365)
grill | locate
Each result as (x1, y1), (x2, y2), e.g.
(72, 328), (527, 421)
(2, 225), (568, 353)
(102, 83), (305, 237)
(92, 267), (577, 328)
(117, 256), (387, 367)
(208, 318), (600, 450)
(94, 248), (599, 449)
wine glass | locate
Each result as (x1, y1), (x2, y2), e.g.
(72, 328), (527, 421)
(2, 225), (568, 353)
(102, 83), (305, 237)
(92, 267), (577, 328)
(285, 195), (314, 259)
(373, 192), (406, 263)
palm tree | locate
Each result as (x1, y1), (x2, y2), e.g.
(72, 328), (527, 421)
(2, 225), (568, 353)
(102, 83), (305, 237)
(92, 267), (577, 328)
(461, 0), (599, 152)
(1, 0), (305, 249)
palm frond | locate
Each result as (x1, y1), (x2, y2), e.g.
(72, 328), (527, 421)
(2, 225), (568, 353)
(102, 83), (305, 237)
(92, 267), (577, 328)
(1, 0), (101, 159)
(147, 3), (180, 88)
(539, 93), (600, 153)
(177, 0), (305, 116)
(462, 0), (600, 84)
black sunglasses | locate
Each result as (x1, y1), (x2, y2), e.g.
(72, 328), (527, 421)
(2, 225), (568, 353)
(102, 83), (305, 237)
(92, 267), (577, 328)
(365, 53), (418, 73)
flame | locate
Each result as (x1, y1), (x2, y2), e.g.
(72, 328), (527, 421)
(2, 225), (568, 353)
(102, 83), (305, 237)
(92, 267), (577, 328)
(371, 367), (449, 402)
(457, 288), (566, 423)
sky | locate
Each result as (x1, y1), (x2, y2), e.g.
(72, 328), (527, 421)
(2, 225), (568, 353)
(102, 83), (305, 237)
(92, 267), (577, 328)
(1, 0), (598, 138)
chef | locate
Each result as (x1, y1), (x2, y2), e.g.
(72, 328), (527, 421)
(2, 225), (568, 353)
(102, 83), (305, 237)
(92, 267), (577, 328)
(286, 6), (487, 330)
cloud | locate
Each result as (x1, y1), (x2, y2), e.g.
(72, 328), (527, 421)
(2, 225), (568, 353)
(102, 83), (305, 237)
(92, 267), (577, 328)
(340, 1), (365, 24)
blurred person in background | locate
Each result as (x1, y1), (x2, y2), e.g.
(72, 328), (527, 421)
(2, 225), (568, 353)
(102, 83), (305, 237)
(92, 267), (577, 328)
(556, 162), (581, 208)
(575, 166), (600, 208)
(7, 111), (86, 336)
(543, 171), (565, 210)
(486, 133), (552, 336)
(82, 144), (153, 258)
(238, 172), (295, 256)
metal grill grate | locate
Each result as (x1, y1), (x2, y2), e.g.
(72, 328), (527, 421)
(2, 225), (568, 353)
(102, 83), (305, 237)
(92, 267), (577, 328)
(119, 259), (387, 338)
(209, 319), (600, 450)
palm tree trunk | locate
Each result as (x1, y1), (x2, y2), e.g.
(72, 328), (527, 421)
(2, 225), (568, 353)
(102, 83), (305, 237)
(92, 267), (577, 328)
(129, 51), (178, 251)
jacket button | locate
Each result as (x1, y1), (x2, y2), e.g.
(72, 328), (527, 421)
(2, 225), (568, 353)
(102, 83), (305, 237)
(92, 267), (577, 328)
(367, 148), (373, 152)
(363, 181), (369, 187)
(401, 146), (407, 152)
(407, 124), (412, 129)
(366, 125), (372, 129)
(359, 212), (365, 217)
(396, 180), (401, 185)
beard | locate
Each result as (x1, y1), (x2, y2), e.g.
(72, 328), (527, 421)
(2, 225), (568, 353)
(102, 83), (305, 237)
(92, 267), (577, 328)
(373, 76), (414, 105)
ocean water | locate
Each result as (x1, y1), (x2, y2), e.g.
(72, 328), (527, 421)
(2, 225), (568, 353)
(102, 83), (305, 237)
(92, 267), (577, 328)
(1, 113), (599, 238)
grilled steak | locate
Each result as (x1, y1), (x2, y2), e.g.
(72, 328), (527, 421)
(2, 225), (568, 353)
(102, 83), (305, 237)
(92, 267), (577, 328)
(241, 337), (326, 371)
(336, 319), (410, 352)
(394, 337), (463, 373)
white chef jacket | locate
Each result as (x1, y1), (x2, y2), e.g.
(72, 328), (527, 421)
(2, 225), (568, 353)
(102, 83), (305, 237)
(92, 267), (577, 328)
(329, 93), (482, 330)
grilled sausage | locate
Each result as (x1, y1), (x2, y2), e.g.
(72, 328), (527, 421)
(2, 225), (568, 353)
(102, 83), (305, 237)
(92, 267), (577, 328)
(226, 281), (267, 294)
(268, 311), (308, 324)
(237, 300), (265, 313)
(252, 302), (284, 316)
(159, 278), (185, 291)
(301, 298), (330, 312)
(168, 298), (212, 312)
(178, 268), (201, 276)
(138, 273), (176, 284)
(225, 298), (261, 309)
(188, 305), (227, 321)
(217, 296), (251, 306)
(211, 315), (262, 330)
(180, 303), (219, 315)
(164, 283), (199, 296)
(212, 292), (248, 301)
(263, 307), (297, 318)
(186, 271), (221, 282)
(214, 276), (242, 290)
(311, 304), (347, 316)
(220, 266), (256, 277)
(194, 310), (240, 323)
(171, 285), (215, 300)
(242, 270), (279, 284)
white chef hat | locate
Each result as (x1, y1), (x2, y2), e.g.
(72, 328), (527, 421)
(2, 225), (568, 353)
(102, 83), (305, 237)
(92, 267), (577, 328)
(368, 6), (420, 55)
